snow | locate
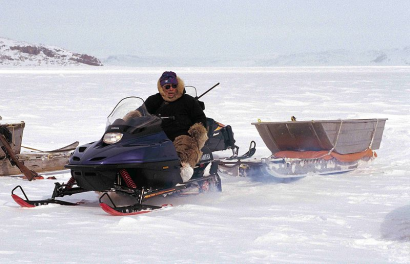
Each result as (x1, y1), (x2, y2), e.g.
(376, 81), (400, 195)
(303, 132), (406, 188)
(0, 67), (409, 263)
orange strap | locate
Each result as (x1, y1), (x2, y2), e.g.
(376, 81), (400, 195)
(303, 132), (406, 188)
(273, 149), (376, 162)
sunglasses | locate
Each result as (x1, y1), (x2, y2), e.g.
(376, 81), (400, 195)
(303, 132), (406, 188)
(164, 84), (177, 90)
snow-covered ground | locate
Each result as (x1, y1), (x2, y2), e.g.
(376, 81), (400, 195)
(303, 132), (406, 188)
(0, 67), (409, 263)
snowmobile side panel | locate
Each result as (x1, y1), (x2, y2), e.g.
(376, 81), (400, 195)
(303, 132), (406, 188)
(67, 159), (182, 191)
(69, 166), (118, 191)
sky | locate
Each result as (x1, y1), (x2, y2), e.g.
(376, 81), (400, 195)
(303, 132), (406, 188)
(1, 0), (410, 59)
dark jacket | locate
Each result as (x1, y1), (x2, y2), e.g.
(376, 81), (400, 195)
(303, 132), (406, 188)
(145, 93), (207, 141)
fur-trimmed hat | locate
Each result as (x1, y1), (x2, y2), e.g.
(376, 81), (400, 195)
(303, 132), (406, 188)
(157, 71), (185, 102)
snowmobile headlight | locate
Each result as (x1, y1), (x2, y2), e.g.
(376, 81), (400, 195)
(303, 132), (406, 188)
(103, 133), (123, 144)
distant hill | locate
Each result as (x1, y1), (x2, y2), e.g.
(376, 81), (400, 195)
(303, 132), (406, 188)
(2, 37), (408, 67)
(256, 48), (410, 66)
(103, 47), (410, 67)
(0, 37), (103, 66)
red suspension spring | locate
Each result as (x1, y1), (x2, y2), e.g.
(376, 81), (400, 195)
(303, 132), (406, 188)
(65, 176), (76, 190)
(119, 169), (137, 189)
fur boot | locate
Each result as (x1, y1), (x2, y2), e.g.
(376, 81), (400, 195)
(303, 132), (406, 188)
(180, 162), (194, 182)
(173, 123), (208, 182)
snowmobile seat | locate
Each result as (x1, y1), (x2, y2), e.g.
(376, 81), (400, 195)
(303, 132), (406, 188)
(205, 118), (236, 152)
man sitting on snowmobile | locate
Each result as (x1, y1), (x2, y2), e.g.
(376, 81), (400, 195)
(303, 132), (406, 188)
(124, 71), (208, 182)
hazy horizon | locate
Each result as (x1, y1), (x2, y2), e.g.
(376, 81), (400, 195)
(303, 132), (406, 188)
(1, 0), (409, 60)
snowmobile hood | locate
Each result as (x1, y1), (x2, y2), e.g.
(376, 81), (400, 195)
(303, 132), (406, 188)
(68, 131), (179, 166)
(68, 97), (180, 166)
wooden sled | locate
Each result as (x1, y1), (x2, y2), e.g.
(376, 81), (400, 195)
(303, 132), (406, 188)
(220, 118), (387, 178)
(0, 121), (78, 178)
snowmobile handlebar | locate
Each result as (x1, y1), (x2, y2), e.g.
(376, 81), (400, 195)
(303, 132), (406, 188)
(160, 116), (175, 120)
(196, 83), (220, 100)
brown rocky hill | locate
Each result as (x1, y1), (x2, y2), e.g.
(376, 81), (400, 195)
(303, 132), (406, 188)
(0, 37), (103, 66)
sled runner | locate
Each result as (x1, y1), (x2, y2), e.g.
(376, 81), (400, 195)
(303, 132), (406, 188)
(219, 118), (387, 178)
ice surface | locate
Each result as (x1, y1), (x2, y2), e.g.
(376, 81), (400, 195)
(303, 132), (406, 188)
(0, 67), (409, 263)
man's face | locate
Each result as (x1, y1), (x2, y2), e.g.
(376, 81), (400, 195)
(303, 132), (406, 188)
(162, 84), (177, 99)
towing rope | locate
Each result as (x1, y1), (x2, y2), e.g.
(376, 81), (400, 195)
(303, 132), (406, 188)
(21, 145), (44, 152)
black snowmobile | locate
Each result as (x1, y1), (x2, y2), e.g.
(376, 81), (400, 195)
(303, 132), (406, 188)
(12, 85), (255, 216)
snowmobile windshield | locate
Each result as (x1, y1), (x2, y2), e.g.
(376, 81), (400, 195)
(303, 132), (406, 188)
(106, 97), (160, 130)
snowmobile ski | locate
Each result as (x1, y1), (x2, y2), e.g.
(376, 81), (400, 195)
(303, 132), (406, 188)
(99, 192), (172, 216)
(99, 203), (168, 216)
(11, 185), (81, 207)
(99, 174), (221, 216)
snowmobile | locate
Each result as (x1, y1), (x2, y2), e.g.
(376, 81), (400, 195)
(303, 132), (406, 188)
(11, 85), (254, 216)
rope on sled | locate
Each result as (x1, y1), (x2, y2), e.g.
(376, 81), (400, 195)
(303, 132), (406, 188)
(329, 120), (343, 154)
(368, 118), (379, 150)
(318, 119), (379, 159)
(317, 120), (343, 159)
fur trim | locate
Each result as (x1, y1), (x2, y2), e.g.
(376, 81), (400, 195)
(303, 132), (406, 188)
(157, 76), (185, 102)
(123, 110), (142, 121)
(174, 135), (201, 168)
(173, 123), (208, 168)
(188, 123), (208, 150)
